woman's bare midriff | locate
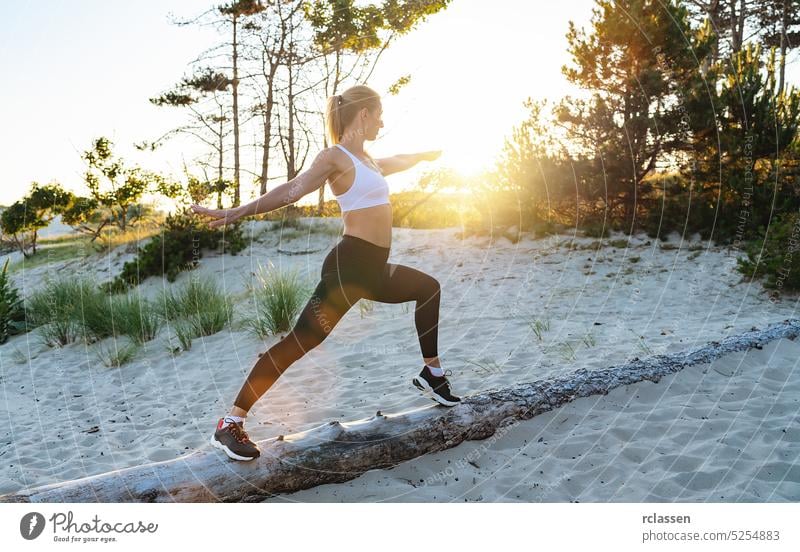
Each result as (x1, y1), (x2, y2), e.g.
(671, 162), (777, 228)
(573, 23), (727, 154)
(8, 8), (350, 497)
(340, 204), (393, 248)
(328, 151), (393, 248)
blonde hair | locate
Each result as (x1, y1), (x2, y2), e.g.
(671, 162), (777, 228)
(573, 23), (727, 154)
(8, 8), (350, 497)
(325, 85), (381, 146)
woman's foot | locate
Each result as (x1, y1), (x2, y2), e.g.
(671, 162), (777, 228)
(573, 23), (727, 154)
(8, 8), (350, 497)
(413, 365), (461, 406)
(211, 418), (261, 461)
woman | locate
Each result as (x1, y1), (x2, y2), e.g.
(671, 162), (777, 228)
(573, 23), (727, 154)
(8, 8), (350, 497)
(191, 84), (460, 462)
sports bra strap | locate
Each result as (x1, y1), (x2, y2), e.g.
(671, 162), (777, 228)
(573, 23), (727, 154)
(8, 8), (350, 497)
(330, 142), (390, 212)
(335, 143), (361, 163)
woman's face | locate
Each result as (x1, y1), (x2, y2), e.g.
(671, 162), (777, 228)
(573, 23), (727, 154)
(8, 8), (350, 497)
(364, 102), (384, 140)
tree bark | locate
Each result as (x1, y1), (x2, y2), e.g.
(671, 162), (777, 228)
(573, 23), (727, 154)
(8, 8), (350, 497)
(2, 318), (798, 503)
(232, 14), (241, 207)
(779, 0), (788, 97)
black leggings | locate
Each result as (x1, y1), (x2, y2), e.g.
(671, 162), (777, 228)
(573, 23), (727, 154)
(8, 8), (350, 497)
(233, 234), (441, 412)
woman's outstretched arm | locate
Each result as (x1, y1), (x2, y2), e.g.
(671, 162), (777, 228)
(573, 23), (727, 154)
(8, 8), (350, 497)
(375, 150), (441, 176)
(191, 147), (337, 228)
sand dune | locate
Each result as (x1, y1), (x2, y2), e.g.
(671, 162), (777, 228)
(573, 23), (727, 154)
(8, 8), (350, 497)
(1, 221), (797, 501)
(261, 335), (800, 502)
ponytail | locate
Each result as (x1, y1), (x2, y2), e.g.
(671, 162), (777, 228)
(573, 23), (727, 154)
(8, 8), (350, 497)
(325, 85), (380, 145)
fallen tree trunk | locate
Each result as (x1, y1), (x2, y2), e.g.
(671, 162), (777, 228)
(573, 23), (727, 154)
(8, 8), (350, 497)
(3, 318), (798, 503)
(277, 247), (323, 255)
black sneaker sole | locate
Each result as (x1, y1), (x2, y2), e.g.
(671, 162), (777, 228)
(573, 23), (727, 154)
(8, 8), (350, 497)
(412, 376), (460, 407)
(210, 435), (259, 461)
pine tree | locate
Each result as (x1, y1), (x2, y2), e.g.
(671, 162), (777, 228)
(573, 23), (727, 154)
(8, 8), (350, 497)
(557, 0), (712, 227)
(0, 258), (26, 343)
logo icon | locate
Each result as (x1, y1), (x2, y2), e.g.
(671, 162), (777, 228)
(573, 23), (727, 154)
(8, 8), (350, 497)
(20, 512), (45, 540)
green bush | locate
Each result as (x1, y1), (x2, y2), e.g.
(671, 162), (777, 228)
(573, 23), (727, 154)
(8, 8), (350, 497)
(638, 174), (734, 244)
(0, 258), (27, 343)
(103, 207), (246, 293)
(529, 219), (564, 238)
(736, 211), (800, 292)
(582, 221), (610, 238)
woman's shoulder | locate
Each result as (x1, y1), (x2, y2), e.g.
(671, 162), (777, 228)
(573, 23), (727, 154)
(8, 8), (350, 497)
(318, 145), (347, 171)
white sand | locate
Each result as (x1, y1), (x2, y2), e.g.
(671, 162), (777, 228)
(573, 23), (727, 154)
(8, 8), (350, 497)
(0, 220), (798, 501)
(262, 336), (800, 502)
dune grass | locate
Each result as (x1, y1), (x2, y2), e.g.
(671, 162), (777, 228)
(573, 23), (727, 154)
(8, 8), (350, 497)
(77, 281), (162, 343)
(155, 275), (235, 351)
(464, 357), (504, 376)
(73, 279), (119, 343)
(24, 276), (87, 346)
(242, 262), (309, 338)
(358, 299), (375, 318)
(110, 292), (162, 345)
(25, 274), (163, 348)
(6, 240), (93, 274)
(526, 316), (551, 341)
(95, 338), (140, 367)
(9, 346), (28, 364)
(556, 340), (578, 362)
(631, 329), (654, 356)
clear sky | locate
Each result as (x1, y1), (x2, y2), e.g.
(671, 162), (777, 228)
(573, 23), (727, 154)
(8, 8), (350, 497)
(2, 0), (795, 211)
(1, 0), (600, 210)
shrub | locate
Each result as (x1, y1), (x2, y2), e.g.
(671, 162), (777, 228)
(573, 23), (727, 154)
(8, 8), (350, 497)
(529, 219), (563, 238)
(103, 207), (246, 293)
(582, 221), (610, 238)
(736, 211), (800, 292)
(0, 258), (27, 343)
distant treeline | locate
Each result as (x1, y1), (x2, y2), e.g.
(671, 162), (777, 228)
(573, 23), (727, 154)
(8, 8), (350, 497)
(6, 1), (800, 294)
(465, 0), (800, 293)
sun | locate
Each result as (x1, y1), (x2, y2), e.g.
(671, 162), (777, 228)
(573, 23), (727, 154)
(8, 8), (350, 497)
(436, 145), (495, 179)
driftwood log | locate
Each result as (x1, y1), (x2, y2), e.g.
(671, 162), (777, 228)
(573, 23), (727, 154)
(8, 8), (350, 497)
(277, 247), (323, 255)
(2, 318), (798, 503)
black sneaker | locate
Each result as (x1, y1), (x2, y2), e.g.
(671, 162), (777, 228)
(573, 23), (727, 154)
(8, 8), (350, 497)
(211, 418), (261, 461)
(412, 366), (461, 406)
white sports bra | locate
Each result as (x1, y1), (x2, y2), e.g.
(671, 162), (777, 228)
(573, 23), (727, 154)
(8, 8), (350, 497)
(331, 143), (390, 212)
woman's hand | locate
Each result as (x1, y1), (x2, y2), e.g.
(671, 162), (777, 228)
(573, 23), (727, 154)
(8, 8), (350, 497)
(189, 204), (244, 228)
(421, 150), (442, 162)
